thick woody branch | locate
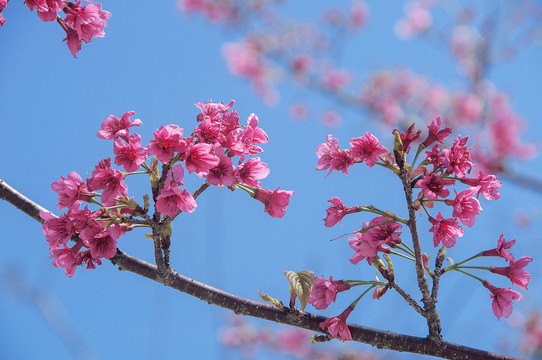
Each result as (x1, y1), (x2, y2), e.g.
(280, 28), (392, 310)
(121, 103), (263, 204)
(0, 179), (524, 360)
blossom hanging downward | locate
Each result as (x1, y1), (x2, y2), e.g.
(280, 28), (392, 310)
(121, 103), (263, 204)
(319, 306), (354, 341)
(483, 281), (523, 320)
(253, 188), (295, 218)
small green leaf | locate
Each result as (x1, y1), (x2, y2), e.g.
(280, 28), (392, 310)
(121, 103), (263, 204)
(258, 290), (286, 310)
(283, 270), (315, 311)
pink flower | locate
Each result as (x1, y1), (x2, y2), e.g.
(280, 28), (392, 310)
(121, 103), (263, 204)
(441, 135), (473, 178)
(156, 186), (197, 217)
(316, 135), (339, 175)
(40, 211), (74, 249)
(86, 158), (128, 206)
(62, 25), (82, 57)
(84, 224), (119, 259)
(50, 243), (82, 278)
(0, 13), (5, 27)
(51, 172), (94, 210)
(185, 143), (220, 176)
(461, 171), (502, 200)
(349, 131), (388, 167)
(25, 0), (64, 22)
(482, 234), (515, 262)
(147, 124), (185, 163)
(323, 197), (361, 227)
(113, 133), (147, 172)
(309, 276), (351, 310)
(414, 173), (454, 200)
(428, 212), (463, 248)
(483, 281), (523, 320)
(164, 164), (185, 187)
(421, 117), (452, 148)
(319, 306), (354, 341)
(236, 157), (269, 188)
(97, 111), (142, 141)
(76, 249), (102, 270)
(64, 2), (111, 43)
(206, 147), (236, 186)
(444, 187), (482, 227)
(349, 216), (402, 265)
(491, 256), (533, 289)
(253, 188), (294, 219)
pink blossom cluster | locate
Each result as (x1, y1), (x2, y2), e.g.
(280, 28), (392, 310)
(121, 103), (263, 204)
(21, 1), (110, 57)
(41, 100), (294, 277)
(0, 0), (7, 27)
(394, 1), (434, 39)
(220, 317), (378, 359)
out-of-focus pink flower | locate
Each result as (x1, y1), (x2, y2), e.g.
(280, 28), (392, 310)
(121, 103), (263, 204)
(483, 281), (522, 320)
(320, 110), (342, 128)
(483, 234), (515, 262)
(460, 171), (502, 200)
(349, 1), (369, 29)
(97, 111), (142, 141)
(289, 103), (308, 120)
(156, 186), (197, 217)
(40, 211), (74, 249)
(50, 243), (81, 277)
(323, 197), (361, 227)
(274, 328), (311, 356)
(114, 133), (147, 172)
(322, 66), (351, 91)
(253, 188), (294, 218)
(86, 158), (128, 206)
(428, 212), (463, 248)
(25, 0), (64, 22)
(394, 2), (433, 39)
(147, 124), (185, 163)
(85, 223), (119, 259)
(51, 172), (94, 210)
(291, 55), (311, 74)
(64, 2), (111, 43)
(236, 157), (269, 188)
(491, 256), (533, 289)
(350, 131), (388, 167)
(319, 306), (354, 341)
(309, 275), (351, 310)
(444, 186), (482, 227)
(185, 143), (220, 176)
(414, 173), (454, 200)
(441, 135), (473, 178)
(349, 216), (402, 265)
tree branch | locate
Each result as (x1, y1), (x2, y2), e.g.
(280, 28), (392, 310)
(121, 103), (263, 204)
(0, 179), (524, 360)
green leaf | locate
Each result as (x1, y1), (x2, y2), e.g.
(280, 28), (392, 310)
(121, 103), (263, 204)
(283, 270), (315, 311)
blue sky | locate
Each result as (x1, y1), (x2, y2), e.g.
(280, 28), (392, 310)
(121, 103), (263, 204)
(1, 1), (541, 359)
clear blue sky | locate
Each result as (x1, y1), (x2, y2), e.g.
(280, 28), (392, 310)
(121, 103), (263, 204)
(1, 1), (541, 359)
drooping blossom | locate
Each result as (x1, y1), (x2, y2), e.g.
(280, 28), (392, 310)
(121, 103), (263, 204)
(51, 172), (94, 210)
(97, 111), (142, 141)
(76, 249), (102, 270)
(25, 0), (64, 22)
(84, 224), (119, 259)
(64, 2), (111, 43)
(441, 135), (473, 178)
(323, 197), (361, 227)
(349, 131), (388, 167)
(444, 186), (482, 227)
(253, 188), (294, 218)
(86, 158), (128, 206)
(491, 256), (533, 289)
(483, 281), (523, 320)
(62, 25), (82, 57)
(461, 171), (502, 200)
(40, 211), (74, 249)
(319, 306), (354, 341)
(184, 143), (220, 176)
(50, 244), (81, 278)
(316, 135), (339, 176)
(349, 216), (402, 265)
(428, 212), (463, 248)
(421, 117), (452, 148)
(206, 147), (236, 186)
(113, 133), (147, 172)
(414, 173), (454, 200)
(147, 124), (185, 163)
(155, 186), (197, 217)
(309, 276), (351, 310)
(482, 234), (515, 262)
(236, 157), (269, 188)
